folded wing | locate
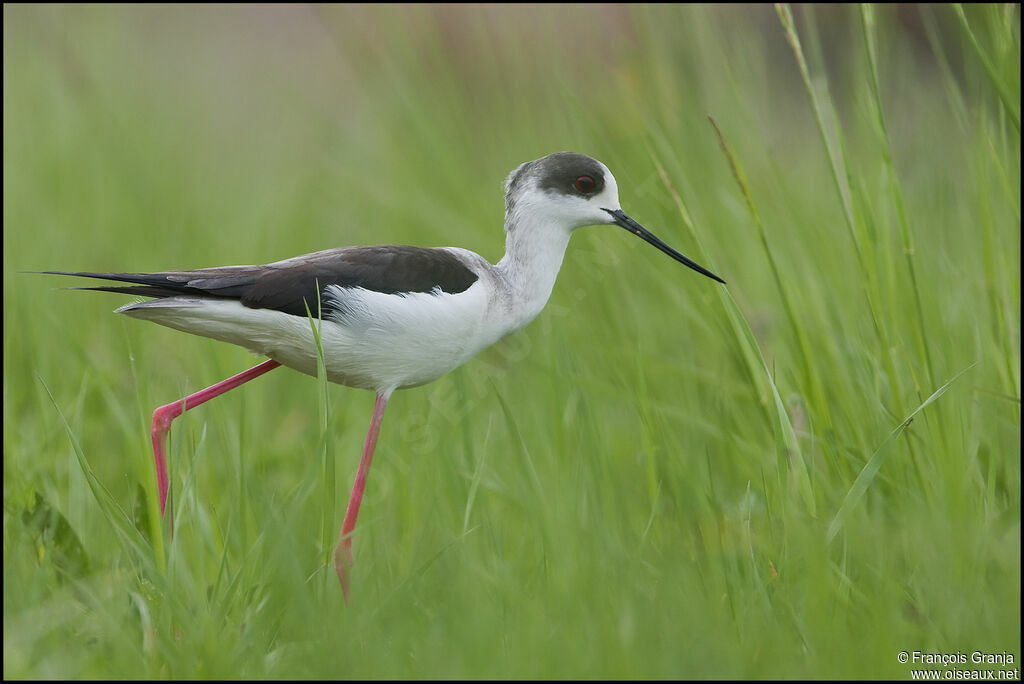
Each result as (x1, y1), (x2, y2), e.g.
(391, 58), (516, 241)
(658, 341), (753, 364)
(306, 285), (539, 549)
(46, 245), (480, 317)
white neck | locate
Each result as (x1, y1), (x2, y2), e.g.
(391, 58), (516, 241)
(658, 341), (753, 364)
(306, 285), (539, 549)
(493, 213), (573, 333)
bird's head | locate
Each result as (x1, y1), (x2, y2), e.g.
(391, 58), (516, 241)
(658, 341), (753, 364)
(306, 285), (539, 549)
(503, 152), (725, 284)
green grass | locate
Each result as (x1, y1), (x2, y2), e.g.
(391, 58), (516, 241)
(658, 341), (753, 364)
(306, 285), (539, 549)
(4, 4), (1020, 678)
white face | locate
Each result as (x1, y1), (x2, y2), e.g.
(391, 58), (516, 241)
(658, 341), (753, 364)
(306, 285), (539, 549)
(504, 155), (623, 231)
(566, 162), (621, 228)
(504, 152), (726, 283)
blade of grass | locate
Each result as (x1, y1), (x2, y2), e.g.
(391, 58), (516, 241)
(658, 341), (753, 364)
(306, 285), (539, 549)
(827, 363), (976, 542)
(723, 292), (817, 518)
(633, 338), (662, 520)
(304, 281), (333, 584)
(125, 339), (166, 573)
(491, 381), (552, 569)
(37, 372), (156, 570)
(648, 148), (816, 518)
(977, 115), (1023, 402)
(775, 3), (907, 414)
(707, 115), (834, 438)
(951, 4), (1021, 133)
(920, 5), (971, 132)
(860, 3), (938, 391)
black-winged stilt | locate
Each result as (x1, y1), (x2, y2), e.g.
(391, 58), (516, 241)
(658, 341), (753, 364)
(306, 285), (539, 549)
(47, 152), (724, 599)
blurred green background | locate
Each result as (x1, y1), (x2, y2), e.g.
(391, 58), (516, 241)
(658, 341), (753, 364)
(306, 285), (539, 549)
(4, 3), (1020, 678)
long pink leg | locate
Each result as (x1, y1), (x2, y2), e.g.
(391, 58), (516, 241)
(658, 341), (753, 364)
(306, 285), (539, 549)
(335, 391), (389, 601)
(151, 359), (282, 530)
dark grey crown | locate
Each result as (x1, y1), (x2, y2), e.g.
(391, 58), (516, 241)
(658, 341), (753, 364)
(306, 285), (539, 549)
(505, 152), (607, 214)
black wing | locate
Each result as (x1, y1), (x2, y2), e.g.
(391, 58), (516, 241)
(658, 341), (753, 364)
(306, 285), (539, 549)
(46, 245), (479, 317)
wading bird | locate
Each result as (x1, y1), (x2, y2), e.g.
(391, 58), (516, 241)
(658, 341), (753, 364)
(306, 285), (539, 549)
(48, 152), (724, 599)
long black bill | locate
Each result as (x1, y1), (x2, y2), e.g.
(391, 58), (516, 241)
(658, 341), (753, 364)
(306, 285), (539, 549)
(604, 209), (725, 284)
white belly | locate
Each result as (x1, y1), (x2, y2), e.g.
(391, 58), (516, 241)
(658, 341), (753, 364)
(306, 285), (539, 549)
(117, 281), (502, 392)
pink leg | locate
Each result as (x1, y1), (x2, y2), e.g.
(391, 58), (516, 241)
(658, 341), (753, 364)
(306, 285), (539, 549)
(151, 359), (281, 530)
(335, 391), (389, 601)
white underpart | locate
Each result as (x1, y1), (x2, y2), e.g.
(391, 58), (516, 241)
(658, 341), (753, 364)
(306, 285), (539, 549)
(119, 165), (623, 394)
(119, 278), (497, 393)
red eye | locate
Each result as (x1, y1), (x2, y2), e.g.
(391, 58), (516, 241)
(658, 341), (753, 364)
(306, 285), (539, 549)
(574, 175), (596, 193)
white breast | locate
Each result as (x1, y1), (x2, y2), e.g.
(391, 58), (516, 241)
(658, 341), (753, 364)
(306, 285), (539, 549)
(118, 276), (503, 393)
